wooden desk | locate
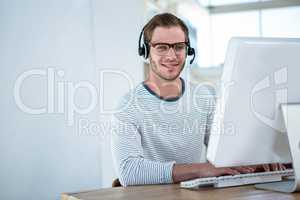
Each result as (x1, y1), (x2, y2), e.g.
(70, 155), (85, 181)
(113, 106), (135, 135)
(62, 184), (300, 200)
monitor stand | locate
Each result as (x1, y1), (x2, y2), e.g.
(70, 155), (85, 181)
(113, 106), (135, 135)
(255, 103), (300, 193)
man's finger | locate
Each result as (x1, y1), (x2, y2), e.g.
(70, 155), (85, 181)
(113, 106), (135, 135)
(278, 164), (286, 171)
(271, 163), (279, 171)
(263, 164), (270, 172)
(227, 168), (240, 175)
(220, 168), (240, 176)
(234, 166), (255, 173)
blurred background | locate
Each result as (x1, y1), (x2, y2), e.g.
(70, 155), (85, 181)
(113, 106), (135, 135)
(0, 0), (300, 199)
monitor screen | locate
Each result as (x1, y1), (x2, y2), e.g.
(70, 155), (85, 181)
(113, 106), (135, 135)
(207, 37), (300, 167)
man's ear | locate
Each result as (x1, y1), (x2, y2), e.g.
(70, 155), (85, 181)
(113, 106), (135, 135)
(146, 60), (150, 65)
(148, 52), (155, 64)
(144, 56), (150, 65)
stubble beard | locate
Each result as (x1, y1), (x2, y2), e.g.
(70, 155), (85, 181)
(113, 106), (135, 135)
(149, 57), (185, 82)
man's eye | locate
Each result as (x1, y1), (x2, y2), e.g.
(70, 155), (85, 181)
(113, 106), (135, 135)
(156, 45), (169, 51)
(175, 44), (186, 51)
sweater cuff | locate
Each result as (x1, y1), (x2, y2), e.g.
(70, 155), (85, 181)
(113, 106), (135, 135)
(163, 161), (176, 183)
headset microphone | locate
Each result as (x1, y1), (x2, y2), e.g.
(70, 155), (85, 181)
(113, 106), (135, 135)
(189, 52), (195, 64)
(187, 43), (195, 64)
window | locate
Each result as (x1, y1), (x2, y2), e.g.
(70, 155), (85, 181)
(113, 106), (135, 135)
(199, 0), (260, 6)
(210, 11), (260, 66)
(194, 3), (300, 67)
(146, 1), (300, 68)
(262, 6), (300, 38)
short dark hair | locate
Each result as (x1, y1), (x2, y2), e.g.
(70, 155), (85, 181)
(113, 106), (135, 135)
(143, 13), (189, 43)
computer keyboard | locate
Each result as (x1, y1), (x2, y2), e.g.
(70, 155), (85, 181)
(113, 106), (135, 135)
(180, 169), (294, 189)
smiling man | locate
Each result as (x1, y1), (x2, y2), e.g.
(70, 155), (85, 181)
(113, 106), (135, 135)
(111, 13), (283, 187)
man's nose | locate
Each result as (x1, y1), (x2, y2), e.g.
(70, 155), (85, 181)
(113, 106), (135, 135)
(165, 47), (177, 58)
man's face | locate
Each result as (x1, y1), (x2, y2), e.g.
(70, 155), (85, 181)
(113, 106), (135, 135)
(148, 26), (186, 81)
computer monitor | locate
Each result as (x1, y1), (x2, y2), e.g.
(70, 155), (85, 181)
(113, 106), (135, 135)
(207, 37), (300, 168)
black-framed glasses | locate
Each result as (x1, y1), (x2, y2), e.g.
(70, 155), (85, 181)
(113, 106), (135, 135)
(150, 42), (187, 56)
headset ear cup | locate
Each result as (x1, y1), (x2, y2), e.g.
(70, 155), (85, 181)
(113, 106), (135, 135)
(187, 47), (195, 56)
(138, 27), (147, 58)
(138, 46), (145, 57)
(144, 43), (149, 59)
(138, 43), (149, 59)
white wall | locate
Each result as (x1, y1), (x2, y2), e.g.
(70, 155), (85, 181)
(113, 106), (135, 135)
(0, 0), (144, 199)
(92, 0), (144, 187)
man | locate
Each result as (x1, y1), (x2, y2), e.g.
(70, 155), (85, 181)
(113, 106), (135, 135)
(111, 13), (285, 187)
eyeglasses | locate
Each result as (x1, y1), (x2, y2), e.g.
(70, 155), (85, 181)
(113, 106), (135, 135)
(149, 42), (187, 56)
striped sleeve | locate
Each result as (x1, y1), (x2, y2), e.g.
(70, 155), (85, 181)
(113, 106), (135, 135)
(111, 117), (175, 186)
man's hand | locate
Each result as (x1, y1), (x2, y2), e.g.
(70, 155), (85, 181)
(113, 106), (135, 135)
(197, 163), (239, 177)
(252, 163), (287, 172)
(198, 163), (256, 178)
(172, 163), (253, 183)
(171, 162), (289, 183)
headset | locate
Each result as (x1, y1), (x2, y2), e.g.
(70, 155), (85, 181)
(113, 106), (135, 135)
(138, 27), (196, 65)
